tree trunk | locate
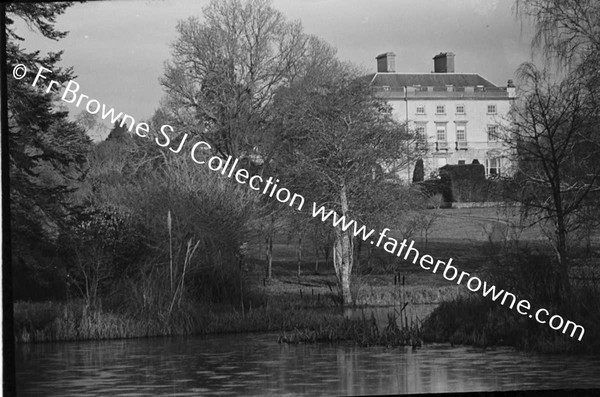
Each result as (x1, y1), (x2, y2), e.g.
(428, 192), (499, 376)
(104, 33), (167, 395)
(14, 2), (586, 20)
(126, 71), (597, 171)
(296, 233), (303, 277)
(333, 183), (353, 306)
(265, 235), (273, 279)
(265, 214), (274, 279)
(552, 175), (571, 300)
(355, 238), (362, 275)
(556, 220), (571, 299)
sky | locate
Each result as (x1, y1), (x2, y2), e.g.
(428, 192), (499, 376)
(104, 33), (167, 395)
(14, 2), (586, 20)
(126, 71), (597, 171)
(11, 0), (535, 140)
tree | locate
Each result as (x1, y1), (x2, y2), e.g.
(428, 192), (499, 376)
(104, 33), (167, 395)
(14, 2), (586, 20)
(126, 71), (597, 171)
(412, 158), (424, 183)
(106, 120), (131, 142)
(516, 0), (600, 72)
(274, 61), (422, 305)
(417, 193), (444, 249)
(160, 0), (308, 159)
(513, 1), (600, 299)
(307, 218), (335, 274)
(75, 111), (109, 141)
(505, 63), (600, 299)
(160, 1), (341, 282)
(6, 2), (92, 298)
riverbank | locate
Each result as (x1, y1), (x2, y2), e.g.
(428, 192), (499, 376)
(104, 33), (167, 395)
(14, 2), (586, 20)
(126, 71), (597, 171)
(13, 298), (428, 347)
(11, 300), (331, 343)
(14, 265), (446, 344)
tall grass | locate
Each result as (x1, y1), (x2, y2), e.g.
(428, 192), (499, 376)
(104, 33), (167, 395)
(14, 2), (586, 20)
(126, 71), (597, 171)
(13, 301), (200, 343)
(279, 310), (422, 348)
(13, 300), (357, 344)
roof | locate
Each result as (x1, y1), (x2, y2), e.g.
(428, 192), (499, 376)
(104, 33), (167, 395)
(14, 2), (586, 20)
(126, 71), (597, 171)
(369, 73), (498, 88)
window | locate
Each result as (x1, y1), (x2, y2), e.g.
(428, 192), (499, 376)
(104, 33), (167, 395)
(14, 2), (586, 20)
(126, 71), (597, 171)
(382, 85), (390, 91)
(456, 124), (467, 150)
(416, 105), (425, 115)
(456, 104), (465, 114)
(488, 125), (499, 141)
(436, 124), (446, 141)
(416, 123), (427, 141)
(436, 105), (445, 114)
(458, 160), (466, 165)
(487, 104), (497, 114)
(456, 125), (466, 141)
(486, 158), (501, 177)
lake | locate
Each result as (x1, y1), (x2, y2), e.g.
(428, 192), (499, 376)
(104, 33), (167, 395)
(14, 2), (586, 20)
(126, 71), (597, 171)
(15, 329), (600, 396)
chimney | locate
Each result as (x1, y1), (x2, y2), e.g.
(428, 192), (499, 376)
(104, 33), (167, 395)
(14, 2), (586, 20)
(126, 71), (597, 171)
(433, 52), (455, 73)
(507, 79), (516, 98)
(376, 52), (396, 73)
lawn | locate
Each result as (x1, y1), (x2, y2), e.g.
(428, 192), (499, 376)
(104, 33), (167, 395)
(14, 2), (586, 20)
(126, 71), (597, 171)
(245, 204), (600, 307)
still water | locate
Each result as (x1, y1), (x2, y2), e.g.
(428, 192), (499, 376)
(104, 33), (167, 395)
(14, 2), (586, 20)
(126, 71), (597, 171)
(15, 329), (600, 396)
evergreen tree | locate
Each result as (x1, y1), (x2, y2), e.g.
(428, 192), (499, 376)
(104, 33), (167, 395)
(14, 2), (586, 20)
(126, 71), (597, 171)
(6, 2), (91, 298)
(412, 159), (425, 183)
(106, 120), (130, 142)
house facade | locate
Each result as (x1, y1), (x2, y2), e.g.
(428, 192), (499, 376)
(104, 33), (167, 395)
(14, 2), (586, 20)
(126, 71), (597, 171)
(370, 52), (515, 182)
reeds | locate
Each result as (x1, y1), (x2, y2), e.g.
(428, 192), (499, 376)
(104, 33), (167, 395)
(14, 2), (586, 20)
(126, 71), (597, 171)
(278, 311), (423, 348)
(13, 301), (166, 343)
(13, 300), (355, 343)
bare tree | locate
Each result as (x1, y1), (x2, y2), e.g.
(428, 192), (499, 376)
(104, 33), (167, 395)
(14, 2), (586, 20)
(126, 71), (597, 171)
(505, 63), (600, 298)
(160, 0), (309, 159)
(515, 0), (600, 70)
(273, 61), (422, 305)
(417, 194), (444, 249)
(307, 218), (335, 274)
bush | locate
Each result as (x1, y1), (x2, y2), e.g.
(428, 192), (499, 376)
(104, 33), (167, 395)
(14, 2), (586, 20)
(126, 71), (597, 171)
(60, 137), (262, 314)
(422, 292), (600, 353)
(125, 154), (259, 307)
(422, 240), (600, 353)
(483, 246), (561, 304)
(412, 158), (424, 183)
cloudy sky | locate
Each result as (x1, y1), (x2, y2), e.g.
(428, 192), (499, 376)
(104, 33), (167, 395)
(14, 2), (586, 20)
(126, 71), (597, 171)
(12, 0), (535, 140)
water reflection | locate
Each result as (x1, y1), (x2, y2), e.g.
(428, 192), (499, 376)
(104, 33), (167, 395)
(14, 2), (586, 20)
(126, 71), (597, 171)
(15, 332), (600, 396)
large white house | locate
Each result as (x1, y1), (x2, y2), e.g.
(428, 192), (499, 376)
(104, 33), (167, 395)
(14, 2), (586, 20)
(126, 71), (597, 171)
(369, 52), (515, 182)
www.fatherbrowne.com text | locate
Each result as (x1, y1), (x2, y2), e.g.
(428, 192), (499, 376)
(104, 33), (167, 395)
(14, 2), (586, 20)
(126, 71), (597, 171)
(15, 63), (585, 342)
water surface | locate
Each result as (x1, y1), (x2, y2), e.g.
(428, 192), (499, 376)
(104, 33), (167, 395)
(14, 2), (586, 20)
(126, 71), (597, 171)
(16, 331), (600, 396)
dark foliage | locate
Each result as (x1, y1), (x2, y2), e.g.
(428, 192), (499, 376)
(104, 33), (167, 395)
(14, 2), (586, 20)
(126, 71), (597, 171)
(7, 2), (92, 300)
(412, 158), (424, 183)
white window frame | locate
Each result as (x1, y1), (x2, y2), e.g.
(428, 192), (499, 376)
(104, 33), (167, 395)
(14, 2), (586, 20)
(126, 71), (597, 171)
(436, 105), (445, 115)
(456, 104), (465, 114)
(487, 104), (497, 114)
(486, 158), (501, 177)
(456, 124), (467, 142)
(416, 105), (425, 115)
(436, 124), (447, 142)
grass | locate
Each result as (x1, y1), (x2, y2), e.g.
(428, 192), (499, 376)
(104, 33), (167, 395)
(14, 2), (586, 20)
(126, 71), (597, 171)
(278, 310), (422, 348)
(14, 301), (180, 343)
(250, 205), (600, 354)
(12, 300), (355, 344)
